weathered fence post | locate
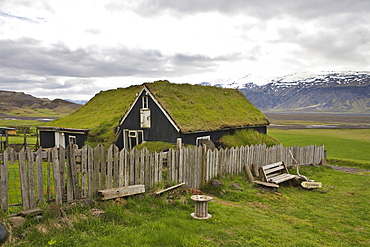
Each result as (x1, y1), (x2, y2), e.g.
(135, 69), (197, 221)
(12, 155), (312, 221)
(0, 148), (9, 212)
(52, 147), (63, 205)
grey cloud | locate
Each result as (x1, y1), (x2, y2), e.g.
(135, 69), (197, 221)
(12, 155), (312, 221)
(272, 23), (370, 65)
(0, 37), (238, 78)
(107, 0), (370, 20)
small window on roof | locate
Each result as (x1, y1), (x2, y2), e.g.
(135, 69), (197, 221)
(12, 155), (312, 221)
(142, 96), (149, 109)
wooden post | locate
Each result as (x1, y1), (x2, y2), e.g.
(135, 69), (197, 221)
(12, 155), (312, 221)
(1, 147), (9, 212)
(19, 149), (30, 210)
(191, 195), (212, 219)
(176, 138), (182, 150)
(201, 145), (207, 186)
(245, 165), (254, 182)
(52, 148), (63, 205)
(252, 163), (259, 177)
(36, 148), (44, 203)
(5, 130), (9, 149)
(23, 128), (27, 148)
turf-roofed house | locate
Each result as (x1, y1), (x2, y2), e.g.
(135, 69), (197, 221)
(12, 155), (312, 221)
(37, 80), (269, 149)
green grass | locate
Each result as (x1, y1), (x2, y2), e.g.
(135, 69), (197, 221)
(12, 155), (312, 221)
(0, 120), (45, 127)
(218, 129), (280, 148)
(134, 141), (176, 152)
(268, 129), (370, 168)
(3, 166), (369, 246)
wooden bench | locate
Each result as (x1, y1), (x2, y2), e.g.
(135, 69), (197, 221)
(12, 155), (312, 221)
(259, 161), (296, 184)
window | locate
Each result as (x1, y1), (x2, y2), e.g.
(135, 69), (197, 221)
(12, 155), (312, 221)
(69, 135), (76, 145)
(196, 135), (211, 146)
(142, 96), (149, 109)
(123, 129), (144, 149)
(140, 109), (151, 128)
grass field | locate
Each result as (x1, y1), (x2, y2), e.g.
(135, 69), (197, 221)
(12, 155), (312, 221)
(268, 128), (370, 167)
(1, 116), (370, 246)
(4, 166), (369, 247)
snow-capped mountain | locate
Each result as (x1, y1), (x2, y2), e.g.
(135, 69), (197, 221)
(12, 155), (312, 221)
(205, 71), (370, 113)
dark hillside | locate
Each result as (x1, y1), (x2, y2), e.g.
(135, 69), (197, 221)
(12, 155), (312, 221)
(0, 90), (81, 117)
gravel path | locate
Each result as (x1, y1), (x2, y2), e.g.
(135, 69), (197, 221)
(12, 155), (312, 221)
(327, 165), (370, 174)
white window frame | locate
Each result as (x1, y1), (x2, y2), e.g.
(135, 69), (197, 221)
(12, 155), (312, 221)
(196, 135), (211, 146)
(123, 129), (144, 149)
(69, 135), (77, 145)
(142, 96), (149, 109)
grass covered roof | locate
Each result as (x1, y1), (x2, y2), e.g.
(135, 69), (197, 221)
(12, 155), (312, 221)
(42, 80), (269, 144)
(145, 81), (269, 133)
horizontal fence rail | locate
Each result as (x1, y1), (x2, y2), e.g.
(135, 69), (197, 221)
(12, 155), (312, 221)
(0, 144), (324, 211)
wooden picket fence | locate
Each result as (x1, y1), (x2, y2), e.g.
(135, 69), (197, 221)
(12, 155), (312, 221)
(0, 144), (324, 212)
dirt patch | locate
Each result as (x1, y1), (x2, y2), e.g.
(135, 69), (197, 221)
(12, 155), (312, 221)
(327, 165), (370, 174)
(211, 199), (242, 208)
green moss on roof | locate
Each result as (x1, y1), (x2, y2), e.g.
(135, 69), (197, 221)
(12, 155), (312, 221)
(42, 84), (142, 130)
(145, 81), (269, 133)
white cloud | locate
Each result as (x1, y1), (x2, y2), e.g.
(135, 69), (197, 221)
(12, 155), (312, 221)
(0, 0), (370, 100)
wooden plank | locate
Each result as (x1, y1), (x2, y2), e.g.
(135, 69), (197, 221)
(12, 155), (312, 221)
(167, 149), (172, 181)
(67, 145), (80, 201)
(47, 150), (51, 202)
(35, 148), (44, 203)
(201, 146), (207, 185)
(150, 152), (155, 188)
(245, 165), (254, 182)
(93, 145), (100, 195)
(153, 151), (158, 185)
(206, 149), (211, 181)
(261, 161), (284, 170)
(18, 207), (43, 217)
(19, 149), (30, 209)
(158, 151), (163, 183)
(118, 148), (125, 187)
(124, 149), (129, 186)
(58, 146), (66, 202)
(134, 148), (140, 184)
(66, 147), (73, 202)
(214, 148), (219, 178)
(144, 149), (150, 190)
(155, 182), (185, 195)
(52, 148), (62, 205)
(87, 145), (94, 198)
(81, 146), (88, 198)
(263, 165), (285, 175)
(253, 180), (279, 188)
(98, 185), (145, 200)
(269, 174), (296, 184)
(140, 148), (146, 184)
(113, 145), (119, 188)
(107, 145), (113, 189)
(27, 148), (36, 208)
(129, 149), (135, 185)
(10, 148), (16, 165)
(179, 147), (184, 183)
(1, 147), (9, 211)
(100, 144), (107, 190)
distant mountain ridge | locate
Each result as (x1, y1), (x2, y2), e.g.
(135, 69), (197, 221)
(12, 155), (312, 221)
(0, 90), (81, 117)
(205, 71), (370, 113)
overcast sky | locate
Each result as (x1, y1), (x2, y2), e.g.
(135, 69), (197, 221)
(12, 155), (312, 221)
(1, 0), (370, 101)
